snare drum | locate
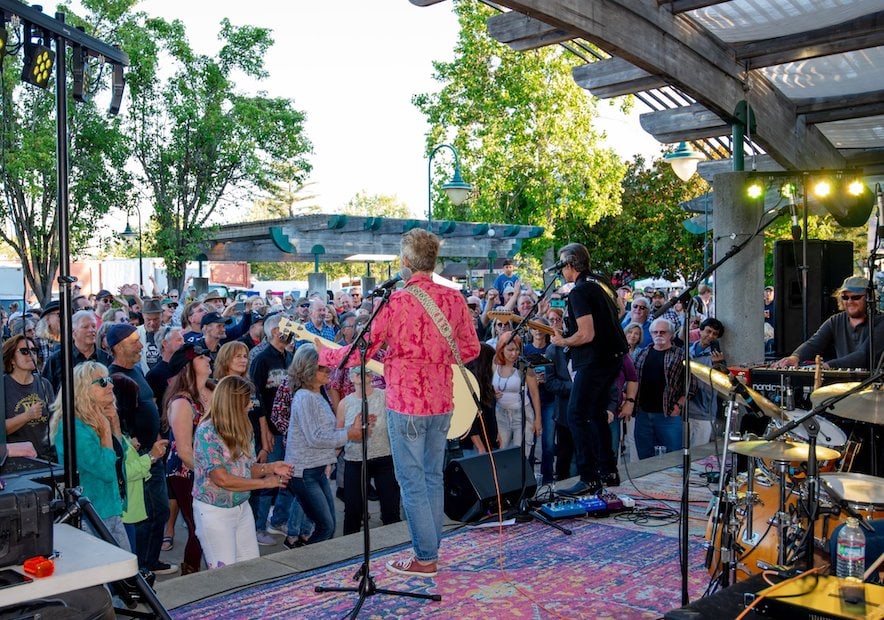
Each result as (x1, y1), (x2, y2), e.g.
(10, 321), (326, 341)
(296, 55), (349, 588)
(816, 473), (884, 560)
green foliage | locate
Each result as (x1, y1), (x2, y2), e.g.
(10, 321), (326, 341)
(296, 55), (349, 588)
(246, 161), (320, 221)
(342, 191), (411, 218)
(578, 156), (708, 280)
(413, 1), (626, 260)
(0, 0), (133, 305)
(121, 16), (313, 291)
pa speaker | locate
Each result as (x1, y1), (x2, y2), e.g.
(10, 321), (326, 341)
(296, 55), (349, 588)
(773, 239), (853, 358)
(443, 446), (535, 523)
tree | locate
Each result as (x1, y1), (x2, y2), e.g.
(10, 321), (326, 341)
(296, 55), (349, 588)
(413, 2), (626, 260)
(0, 2), (133, 306)
(342, 191), (411, 218)
(121, 17), (313, 292)
(246, 160), (320, 221)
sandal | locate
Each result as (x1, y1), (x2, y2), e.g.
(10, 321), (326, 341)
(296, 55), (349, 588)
(161, 536), (174, 552)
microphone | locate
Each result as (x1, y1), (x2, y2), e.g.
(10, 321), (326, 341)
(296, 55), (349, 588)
(370, 268), (413, 297)
(727, 373), (764, 417)
(545, 259), (568, 274)
(789, 194), (801, 241)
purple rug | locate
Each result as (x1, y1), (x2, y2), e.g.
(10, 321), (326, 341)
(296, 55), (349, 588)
(172, 517), (709, 619)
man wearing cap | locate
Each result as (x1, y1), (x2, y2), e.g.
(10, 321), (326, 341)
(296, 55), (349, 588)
(772, 275), (879, 369)
(238, 312), (266, 351)
(295, 297), (310, 324)
(160, 298), (178, 327)
(94, 289), (115, 321)
(137, 298), (164, 372)
(195, 312), (232, 362)
(43, 310), (112, 394)
(493, 258), (520, 298)
(651, 290), (679, 325)
(107, 323), (176, 576)
(35, 300), (61, 370)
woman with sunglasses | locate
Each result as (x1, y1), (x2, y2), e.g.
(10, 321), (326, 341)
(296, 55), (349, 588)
(3, 334), (54, 459)
(163, 343), (214, 574)
(49, 362), (131, 550)
(284, 344), (368, 544)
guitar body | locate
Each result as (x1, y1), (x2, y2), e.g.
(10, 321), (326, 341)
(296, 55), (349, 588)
(279, 317), (479, 439)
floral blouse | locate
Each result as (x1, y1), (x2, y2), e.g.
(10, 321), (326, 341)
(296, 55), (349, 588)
(192, 419), (255, 508)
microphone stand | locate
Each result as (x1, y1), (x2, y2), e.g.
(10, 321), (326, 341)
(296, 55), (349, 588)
(498, 274), (570, 535)
(316, 286), (441, 615)
(652, 204), (787, 606)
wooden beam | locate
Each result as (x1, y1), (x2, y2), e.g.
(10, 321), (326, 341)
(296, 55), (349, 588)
(491, 0), (845, 170)
(696, 155), (783, 183)
(796, 90), (884, 124)
(486, 11), (575, 51)
(666, 0), (727, 14)
(571, 57), (665, 98)
(734, 11), (884, 69)
(639, 103), (729, 143)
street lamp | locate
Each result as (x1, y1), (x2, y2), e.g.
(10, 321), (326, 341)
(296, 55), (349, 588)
(120, 206), (143, 290)
(427, 143), (473, 229)
(664, 141), (705, 182)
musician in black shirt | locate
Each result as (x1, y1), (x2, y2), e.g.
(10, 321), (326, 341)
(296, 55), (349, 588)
(550, 243), (627, 495)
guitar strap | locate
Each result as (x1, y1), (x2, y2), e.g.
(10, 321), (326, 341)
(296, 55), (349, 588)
(402, 285), (482, 413)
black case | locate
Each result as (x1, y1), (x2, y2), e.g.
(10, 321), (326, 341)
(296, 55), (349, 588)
(0, 479), (53, 568)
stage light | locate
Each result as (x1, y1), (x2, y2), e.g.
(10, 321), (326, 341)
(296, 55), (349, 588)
(818, 177), (874, 227)
(108, 61), (125, 116)
(847, 179), (865, 196)
(21, 41), (55, 89)
(813, 180), (832, 199)
(746, 181), (764, 200)
(780, 183), (797, 199)
(72, 43), (89, 102)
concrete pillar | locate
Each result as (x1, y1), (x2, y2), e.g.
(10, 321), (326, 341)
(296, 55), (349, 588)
(307, 272), (327, 302)
(714, 172), (765, 366)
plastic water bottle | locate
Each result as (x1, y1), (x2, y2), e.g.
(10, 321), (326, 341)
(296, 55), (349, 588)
(836, 517), (866, 579)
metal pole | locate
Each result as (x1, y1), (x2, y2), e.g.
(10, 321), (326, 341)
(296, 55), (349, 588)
(135, 206), (143, 291)
(427, 143), (461, 230)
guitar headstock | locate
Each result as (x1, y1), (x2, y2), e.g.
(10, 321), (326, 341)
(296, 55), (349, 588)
(278, 316), (309, 340)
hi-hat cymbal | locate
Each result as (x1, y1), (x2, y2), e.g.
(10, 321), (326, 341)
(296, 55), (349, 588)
(687, 361), (783, 420)
(729, 439), (841, 462)
(811, 382), (884, 425)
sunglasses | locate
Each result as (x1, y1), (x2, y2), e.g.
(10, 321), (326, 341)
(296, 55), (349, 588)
(18, 347), (39, 355)
(170, 295), (179, 299)
(633, 305), (649, 310)
(299, 303), (310, 308)
(91, 376), (114, 387)
(165, 303), (179, 309)
(841, 294), (864, 301)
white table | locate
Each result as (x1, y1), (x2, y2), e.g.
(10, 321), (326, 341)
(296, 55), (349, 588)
(0, 523), (138, 607)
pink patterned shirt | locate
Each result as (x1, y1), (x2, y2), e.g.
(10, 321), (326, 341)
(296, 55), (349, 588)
(319, 273), (480, 416)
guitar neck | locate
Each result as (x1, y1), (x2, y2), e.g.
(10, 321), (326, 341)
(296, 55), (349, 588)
(278, 317), (385, 376)
(488, 312), (556, 336)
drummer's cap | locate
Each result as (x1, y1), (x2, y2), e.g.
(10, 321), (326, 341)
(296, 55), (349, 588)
(840, 275), (868, 293)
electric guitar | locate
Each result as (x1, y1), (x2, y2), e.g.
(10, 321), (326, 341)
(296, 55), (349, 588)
(278, 317), (480, 439)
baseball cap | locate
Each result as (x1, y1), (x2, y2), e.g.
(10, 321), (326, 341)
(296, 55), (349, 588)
(200, 311), (233, 328)
(503, 283), (516, 295)
(168, 343), (211, 376)
(466, 295), (482, 307)
(107, 324), (138, 350)
(96, 289), (114, 300)
(841, 276), (868, 293)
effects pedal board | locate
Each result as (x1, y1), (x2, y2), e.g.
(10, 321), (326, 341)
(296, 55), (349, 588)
(538, 492), (632, 520)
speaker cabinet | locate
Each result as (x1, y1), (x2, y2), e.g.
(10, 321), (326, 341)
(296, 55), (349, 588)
(773, 239), (853, 358)
(443, 447), (535, 523)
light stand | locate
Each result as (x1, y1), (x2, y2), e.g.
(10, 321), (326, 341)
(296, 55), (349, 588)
(315, 285), (441, 616)
(498, 274), (570, 535)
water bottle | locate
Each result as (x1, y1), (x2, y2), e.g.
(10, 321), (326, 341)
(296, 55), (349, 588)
(835, 517), (866, 579)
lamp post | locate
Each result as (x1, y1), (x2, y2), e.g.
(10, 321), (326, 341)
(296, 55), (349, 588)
(427, 143), (473, 229)
(664, 141), (706, 182)
(120, 205), (143, 290)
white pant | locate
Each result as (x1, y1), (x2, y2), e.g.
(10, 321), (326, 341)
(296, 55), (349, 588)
(623, 417), (638, 463)
(689, 419), (714, 447)
(496, 406), (534, 450)
(193, 498), (259, 570)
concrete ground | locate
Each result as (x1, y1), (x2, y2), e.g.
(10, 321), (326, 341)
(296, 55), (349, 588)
(151, 443), (720, 612)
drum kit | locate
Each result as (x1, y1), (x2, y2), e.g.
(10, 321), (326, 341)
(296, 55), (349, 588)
(690, 362), (884, 587)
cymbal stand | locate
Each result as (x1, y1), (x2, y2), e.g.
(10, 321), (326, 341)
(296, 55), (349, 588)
(742, 458), (761, 549)
(774, 459), (790, 566)
(707, 391), (743, 586)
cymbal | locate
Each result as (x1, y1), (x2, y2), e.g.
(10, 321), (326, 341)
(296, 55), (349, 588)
(811, 382), (884, 425)
(687, 361), (783, 420)
(821, 473), (884, 506)
(729, 439), (841, 462)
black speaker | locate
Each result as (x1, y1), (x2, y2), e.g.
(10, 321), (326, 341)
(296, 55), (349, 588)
(773, 239), (853, 358)
(443, 446), (535, 522)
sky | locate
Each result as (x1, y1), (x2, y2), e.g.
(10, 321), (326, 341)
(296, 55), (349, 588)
(135, 0), (663, 219)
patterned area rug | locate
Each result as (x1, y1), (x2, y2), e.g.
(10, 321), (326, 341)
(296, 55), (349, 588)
(172, 517), (710, 619)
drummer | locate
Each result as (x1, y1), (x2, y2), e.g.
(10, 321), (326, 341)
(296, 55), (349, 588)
(770, 276), (879, 370)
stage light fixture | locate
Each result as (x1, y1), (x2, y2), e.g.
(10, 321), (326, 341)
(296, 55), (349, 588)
(847, 179), (865, 196)
(21, 26), (55, 89)
(0, 28), (7, 65)
(72, 43), (89, 102)
(746, 180), (764, 200)
(108, 61), (125, 115)
(813, 180), (832, 199)
(780, 182), (797, 199)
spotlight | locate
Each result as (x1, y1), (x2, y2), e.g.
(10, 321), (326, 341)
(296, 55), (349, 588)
(847, 179), (865, 196)
(813, 180), (832, 199)
(819, 177), (874, 227)
(780, 183), (797, 199)
(746, 181), (764, 200)
(21, 41), (55, 89)
(108, 61), (125, 116)
(72, 44), (88, 102)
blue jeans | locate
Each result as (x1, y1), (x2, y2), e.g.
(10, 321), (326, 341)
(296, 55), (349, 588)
(135, 461), (170, 570)
(387, 409), (450, 563)
(251, 434), (284, 531)
(635, 409), (682, 459)
(539, 401), (556, 483)
(289, 466), (336, 544)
